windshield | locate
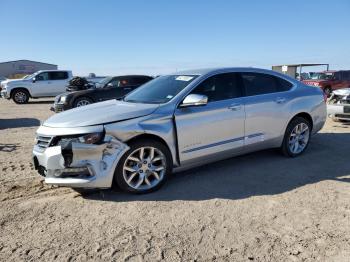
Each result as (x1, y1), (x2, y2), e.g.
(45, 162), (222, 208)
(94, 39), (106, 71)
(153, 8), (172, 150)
(310, 73), (334, 80)
(23, 73), (35, 79)
(98, 77), (112, 86)
(124, 75), (198, 104)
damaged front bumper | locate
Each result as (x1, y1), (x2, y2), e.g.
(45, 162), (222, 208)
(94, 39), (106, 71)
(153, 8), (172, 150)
(327, 104), (350, 121)
(1, 90), (10, 99)
(32, 130), (129, 188)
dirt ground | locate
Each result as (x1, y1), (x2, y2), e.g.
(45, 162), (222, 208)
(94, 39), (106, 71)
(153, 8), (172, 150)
(0, 98), (350, 262)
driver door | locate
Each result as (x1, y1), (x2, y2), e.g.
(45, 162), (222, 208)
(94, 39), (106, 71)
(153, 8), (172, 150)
(174, 73), (245, 165)
(31, 72), (52, 96)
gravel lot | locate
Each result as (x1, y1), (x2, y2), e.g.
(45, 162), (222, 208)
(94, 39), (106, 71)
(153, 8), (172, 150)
(1, 98), (350, 261)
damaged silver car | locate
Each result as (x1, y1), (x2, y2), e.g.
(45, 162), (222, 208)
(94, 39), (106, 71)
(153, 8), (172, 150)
(327, 88), (350, 121)
(33, 68), (326, 193)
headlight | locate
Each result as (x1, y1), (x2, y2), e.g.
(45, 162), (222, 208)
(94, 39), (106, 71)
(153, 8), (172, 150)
(59, 96), (67, 103)
(78, 132), (104, 144)
(57, 132), (104, 146)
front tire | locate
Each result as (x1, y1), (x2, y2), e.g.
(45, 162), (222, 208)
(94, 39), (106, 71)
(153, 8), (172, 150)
(113, 139), (172, 194)
(12, 89), (29, 104)
(73, 97), (93, 108)
(281, 117), (311, 157)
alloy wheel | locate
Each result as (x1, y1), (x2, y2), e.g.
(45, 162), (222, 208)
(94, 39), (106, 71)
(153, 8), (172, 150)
(122, 146), (166, 190)
(288, 123), (310, 154)
(76, 99), (91, 107)
(14, 91), (27, 103)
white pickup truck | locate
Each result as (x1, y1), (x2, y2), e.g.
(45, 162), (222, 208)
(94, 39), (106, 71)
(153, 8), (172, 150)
(0, 70), (73, 104)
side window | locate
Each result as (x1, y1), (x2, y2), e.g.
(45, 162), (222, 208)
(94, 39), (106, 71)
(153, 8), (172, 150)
(49, 71), (68, 80)
(241, 73), (292, 96)
(108, 78), (120, 88)
(118, 78), (130, 87)
(344, 71), (350, 80)
(131, 77), (152, 85)
(35, 72), (49, 81)
(333, 72), (341, 80)
(108, 78), (130, 88)
(276, 77), (293, 92)
(190, 73), (242, 102)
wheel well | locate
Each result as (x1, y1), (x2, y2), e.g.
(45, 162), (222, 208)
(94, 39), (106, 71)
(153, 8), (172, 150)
(10, 88), (31, 98)
(290, 112), (313, 131)
(126, 134), (174, 163)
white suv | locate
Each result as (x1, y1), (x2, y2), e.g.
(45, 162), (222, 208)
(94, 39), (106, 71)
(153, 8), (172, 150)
(0, 70), (73, 104)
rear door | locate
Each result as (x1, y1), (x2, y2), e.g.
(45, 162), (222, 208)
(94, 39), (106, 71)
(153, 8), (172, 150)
(175, 72), (246, 165)
(240, 72), (294, 149)
(48, 71), (69, 95)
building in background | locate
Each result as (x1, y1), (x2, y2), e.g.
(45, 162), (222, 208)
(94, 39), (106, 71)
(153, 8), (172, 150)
(272, 63), (329, 80)
(0, 60), (58, 79)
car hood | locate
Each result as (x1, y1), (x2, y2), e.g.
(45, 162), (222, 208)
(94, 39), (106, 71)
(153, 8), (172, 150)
(333, 88), (350, 96)
(44, 99), (159, 128)
(5, 79), (29, 85)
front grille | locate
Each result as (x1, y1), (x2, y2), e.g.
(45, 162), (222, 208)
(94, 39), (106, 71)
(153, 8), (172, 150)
(335, 114), (350, 119)
(36, 135), (54, 149)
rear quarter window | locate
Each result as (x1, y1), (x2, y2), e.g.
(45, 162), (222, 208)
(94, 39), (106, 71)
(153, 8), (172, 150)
(276, 77), (293, 92)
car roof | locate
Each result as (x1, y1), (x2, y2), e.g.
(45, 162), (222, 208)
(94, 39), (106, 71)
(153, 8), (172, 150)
(36, 70), (71, 73)
(171, 67), (298, 84)
(172, 67), (276, 76)
(117, 75), (153, 78)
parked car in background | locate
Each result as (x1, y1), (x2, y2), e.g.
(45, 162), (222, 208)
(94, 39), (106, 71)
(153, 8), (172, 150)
(86, 76), (107, 83)
(327, 88), (350, 121)
(52, 75), (153, 112)
(303, 70), (350, 96)
(0, 76), (7, 92)
(0, 70), (73, 104)
(33, 68), (326, 194)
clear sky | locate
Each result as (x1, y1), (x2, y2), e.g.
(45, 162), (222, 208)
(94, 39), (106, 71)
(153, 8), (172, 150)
(1, 0), (349, 76)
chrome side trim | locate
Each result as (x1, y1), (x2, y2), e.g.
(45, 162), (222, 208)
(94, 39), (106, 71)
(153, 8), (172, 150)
(181, 133), (266, 154)
(182, 136), (244, 154)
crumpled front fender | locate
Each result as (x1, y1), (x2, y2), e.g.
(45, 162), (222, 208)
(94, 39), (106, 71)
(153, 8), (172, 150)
(33, 135), (129, 188)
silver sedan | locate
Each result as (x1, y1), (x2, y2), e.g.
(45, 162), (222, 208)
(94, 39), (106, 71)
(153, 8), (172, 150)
(33, 68), (326, 193)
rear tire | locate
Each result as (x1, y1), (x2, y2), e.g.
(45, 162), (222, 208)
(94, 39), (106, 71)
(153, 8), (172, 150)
(113, 139), (172, 194)
(281, 117), (311, 157)
(12, 89), (29, 104)
(73, 97), (93, 108)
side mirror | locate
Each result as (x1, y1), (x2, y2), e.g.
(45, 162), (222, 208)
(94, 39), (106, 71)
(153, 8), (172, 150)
(106, 83), (114, 88)
(180, 94), (208, 107)
(32, 78), (36, 83)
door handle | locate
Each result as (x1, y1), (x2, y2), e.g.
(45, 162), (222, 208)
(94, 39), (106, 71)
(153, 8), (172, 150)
(228, 104), (242, 111)
(275, 97), (286, 104)
(124, 87), (132, 90)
